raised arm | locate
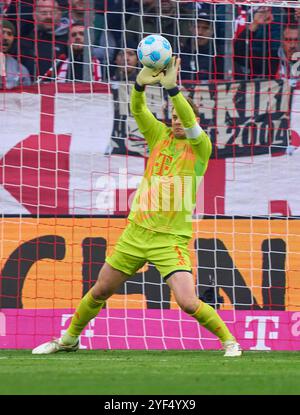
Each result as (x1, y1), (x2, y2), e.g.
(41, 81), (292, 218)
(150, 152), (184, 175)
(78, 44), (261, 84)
(130, 67), (166, 152)
(160, 57), (212, 165)
(171, 91), (212, 165)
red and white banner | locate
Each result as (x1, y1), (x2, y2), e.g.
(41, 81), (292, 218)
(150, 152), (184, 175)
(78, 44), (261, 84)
(0, 82), (299, 216)
(0, 84), (115, 214)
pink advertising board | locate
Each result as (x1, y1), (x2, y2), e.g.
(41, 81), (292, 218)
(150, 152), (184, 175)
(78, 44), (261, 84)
(0, 309), (300, 351)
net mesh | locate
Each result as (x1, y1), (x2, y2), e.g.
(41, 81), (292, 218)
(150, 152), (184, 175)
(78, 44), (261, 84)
(0, 0), (300, 350)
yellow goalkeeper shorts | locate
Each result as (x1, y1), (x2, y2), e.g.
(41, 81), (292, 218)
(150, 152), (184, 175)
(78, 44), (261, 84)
(106, 221), (192, 279)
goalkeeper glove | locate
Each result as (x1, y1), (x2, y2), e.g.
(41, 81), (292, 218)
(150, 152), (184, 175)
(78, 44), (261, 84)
(160, 57), (181, 90)
(136, 66), (164, 87)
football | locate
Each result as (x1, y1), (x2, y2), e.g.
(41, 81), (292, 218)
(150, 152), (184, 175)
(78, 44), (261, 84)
(137, 34), (172, 71)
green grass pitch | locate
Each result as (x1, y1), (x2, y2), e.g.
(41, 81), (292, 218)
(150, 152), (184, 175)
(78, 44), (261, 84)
(0, 350), (300, 395)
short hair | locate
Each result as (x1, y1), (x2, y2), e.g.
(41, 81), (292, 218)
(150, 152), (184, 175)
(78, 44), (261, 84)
(36, 0), (59, 9)
(71, 22), (85, 29)
(283, 24), (299, 34)
(2, 20), (15, 36)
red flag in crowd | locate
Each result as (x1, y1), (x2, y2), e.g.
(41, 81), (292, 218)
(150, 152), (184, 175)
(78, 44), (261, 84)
(234, 6), (247, 38)
(2, 0), (12, 13)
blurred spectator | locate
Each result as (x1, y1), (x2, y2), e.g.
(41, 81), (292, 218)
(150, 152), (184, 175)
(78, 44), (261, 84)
(180, 12), (225, 82)
(94, 0), (123, 45)
(56, 23), (102, 82)
(0, 20), (31, 89)
(20, 0), (69, 81)
(125, 0), (177, 50)
(233, 6), (282, 79)
(70, 0), (84, 23)
(4, 0), (34, 38)
(1, 0), (12, 13)
(124, 0), (140, 13)
(161, 0), (177, 16)
(276, 24), (300, 85)
(295, 7), (300, 22)
(65, 0), (120, 69)
(282, 5), (300, 25)
(92, 30), (118, 69)
(63, 0), (84, 24)
(110, 48), (139, 82)
(4, 0), (69, 39)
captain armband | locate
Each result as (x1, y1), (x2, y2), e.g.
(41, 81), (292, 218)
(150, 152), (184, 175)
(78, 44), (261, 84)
(184, 124), (204, 139)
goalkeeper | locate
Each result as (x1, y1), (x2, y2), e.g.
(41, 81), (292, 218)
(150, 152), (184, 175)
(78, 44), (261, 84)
(32, 57), (241, 357)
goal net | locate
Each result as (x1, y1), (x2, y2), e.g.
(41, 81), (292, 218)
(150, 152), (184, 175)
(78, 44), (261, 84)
(0, 0), (300, 351)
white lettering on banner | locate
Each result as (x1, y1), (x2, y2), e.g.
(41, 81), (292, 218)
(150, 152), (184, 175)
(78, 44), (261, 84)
(291, 312), (300, 336)
(244, 316), (279, 350)
(244, 82), (255, 119)
(291, 52), (300, 77)
(189, 85), (215, 121)
(258, 81), (281, 115)
(291, 89), (300, 138)
(0, 312), (6, 336)
(216, 83), (240, 119)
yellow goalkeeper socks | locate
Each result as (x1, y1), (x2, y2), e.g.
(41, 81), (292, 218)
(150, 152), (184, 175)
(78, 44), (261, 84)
(190, 301), (234, 343)
(62, 290), (105, 343)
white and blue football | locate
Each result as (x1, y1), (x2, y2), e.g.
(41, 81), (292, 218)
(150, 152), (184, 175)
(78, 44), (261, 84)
(137, 34), (172, 70)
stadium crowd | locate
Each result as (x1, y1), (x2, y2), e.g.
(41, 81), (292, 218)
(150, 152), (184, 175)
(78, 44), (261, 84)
(1, 0), (300, 88)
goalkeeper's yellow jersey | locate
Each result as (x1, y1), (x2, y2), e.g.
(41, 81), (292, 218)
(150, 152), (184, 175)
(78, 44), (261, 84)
(128, 87), (212, 238)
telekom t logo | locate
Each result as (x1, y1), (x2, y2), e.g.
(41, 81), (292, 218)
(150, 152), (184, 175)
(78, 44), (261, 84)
(244, 316), (280, 350)
(60, 314), (95, 349)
